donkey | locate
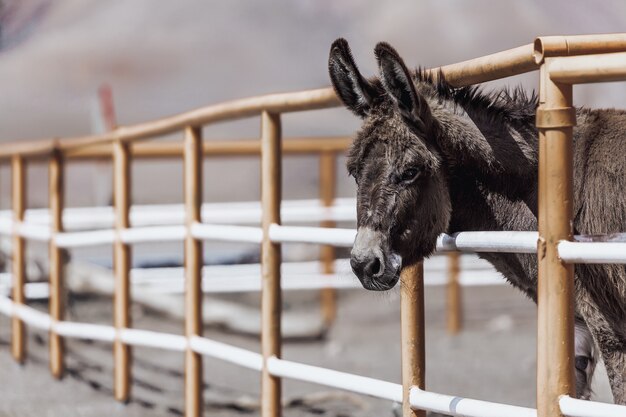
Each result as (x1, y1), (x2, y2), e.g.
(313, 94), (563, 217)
(328, 39), (626, 403)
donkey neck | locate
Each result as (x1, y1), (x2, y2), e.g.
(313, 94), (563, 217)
(437, 108), (539, 233)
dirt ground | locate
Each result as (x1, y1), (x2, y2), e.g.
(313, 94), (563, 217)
(1, 283), (551, 417)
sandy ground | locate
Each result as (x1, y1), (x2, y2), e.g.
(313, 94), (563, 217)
(1, 284), (545, 417)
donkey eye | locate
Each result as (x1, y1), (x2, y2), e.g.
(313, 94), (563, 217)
(399, 167), (420, 183)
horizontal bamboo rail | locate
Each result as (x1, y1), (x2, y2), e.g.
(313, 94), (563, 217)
(1, 34), (625, 160)
(64, 137), (352, 159)
(547, 51), (626, 84)
(424, 44), (538, 87)
(534, 33), (626, 64)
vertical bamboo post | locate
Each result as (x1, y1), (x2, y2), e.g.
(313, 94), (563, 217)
(49, 150), (65, 377)
(184, 126), (204, 417)
(400, 262), (425, 417)
(11, 155), (26, 363)
(446, 252), (462, 334)
(536, 61), (575, 417)
(261, 111), (282, 417)
(113, 139), (132, 402)
(319, 151), (337, 327)
(536, 64), (550, 417)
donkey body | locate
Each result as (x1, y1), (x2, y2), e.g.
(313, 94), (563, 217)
(329, 39), (626, 403)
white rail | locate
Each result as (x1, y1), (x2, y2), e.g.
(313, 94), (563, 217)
(2, 207), (625, 266)
(119, 226), (186, 244)
(559, 395), (626, 417)
(190, 222), (263, 243)
(54, 229), (116, 248)
(0, 198), (357, 230)
(54, 322), (117, 342)
(188, 336), (263, 371)
(269, 224), (355, 246)
(1, 225), (625, 416)
(437, 231), (538, 253)
(266, 356), (403, 402)
(410, 387), (537, 417)
(558, 241), (626, 264)
(118, 328), (187, 351)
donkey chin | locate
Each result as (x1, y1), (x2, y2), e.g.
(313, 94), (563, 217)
(350, 227), (402, 291)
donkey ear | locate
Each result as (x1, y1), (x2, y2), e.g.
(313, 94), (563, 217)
(329, 38), (377, 118)
(374, 42), (432, 131)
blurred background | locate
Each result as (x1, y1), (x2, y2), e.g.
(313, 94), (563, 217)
(1, 0), (626, 208)
(0, 1), (625, 416)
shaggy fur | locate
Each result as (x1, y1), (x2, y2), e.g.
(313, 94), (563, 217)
(329, 38), (626, 403)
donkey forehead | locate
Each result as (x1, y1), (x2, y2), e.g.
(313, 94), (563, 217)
(356, 111), (437, 162)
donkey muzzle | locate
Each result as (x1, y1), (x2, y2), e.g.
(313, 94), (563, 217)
(350, 227), (401, 290)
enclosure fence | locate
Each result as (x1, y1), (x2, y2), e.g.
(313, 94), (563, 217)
(1, 33), (626, 417)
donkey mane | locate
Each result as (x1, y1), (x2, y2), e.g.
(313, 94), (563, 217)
(414, 68), (539, 127)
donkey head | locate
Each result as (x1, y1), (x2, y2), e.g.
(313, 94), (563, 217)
(329, 39), (451, 291)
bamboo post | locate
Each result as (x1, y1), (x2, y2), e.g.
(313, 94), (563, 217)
(11, 155), (26, 363)
(446, 252), (462, 334)
(184, 126), (204, 417)
(536, 60), (575, 417)
(49, 150), (65, 377)
(261, 111), (282, 417)
(400, 262), (426, 417)
(319, 151), (337, 327)
(113, 139), (132, 402)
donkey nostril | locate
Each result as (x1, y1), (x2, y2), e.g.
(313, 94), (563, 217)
(365, 257), (382, 277)
(350, 258), (362, 276)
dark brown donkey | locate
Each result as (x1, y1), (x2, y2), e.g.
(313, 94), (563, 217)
(328, 39), (626, 403)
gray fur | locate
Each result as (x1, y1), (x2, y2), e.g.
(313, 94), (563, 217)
(328, 39), (626, 403)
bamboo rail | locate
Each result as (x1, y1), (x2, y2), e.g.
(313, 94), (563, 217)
(65, 136), (353, 159)
(113, 140), (132, 402)
(400, 263), (426, 417)
(48, 150), (65, 377)
(183, 126), (204, 417)
(537, 62), (576, 417)
(11, 155), (26, 363)
(319, 151), (337, 327)
(1, 34), (626, 417)
(533, 33), (626, 64)
(260, 111), (283, 417)
(534, 49), (626, 417)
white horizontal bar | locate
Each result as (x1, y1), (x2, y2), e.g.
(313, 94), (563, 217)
(24, 282), (50, 299)
(559, 395), (626, 417)
(269, 227), (539, 252)
(269, 224), (356, 247)
(134, 274), (360, 294)
(437, 232), (537, 253)
(558, 241), (626, 264)
(53, 321), (117, 342)
(0, 219), (52, 241)
(119, 225), (186, 244)
(267, 356), (402, 402)
(190, 222), (262, 243)
(0, 295), (14, 316)
(0, 279), (50, 300)
(2, 268), (503, 299)
(188, 335), (263, 371)
(119, 328), (187, 351)
(13, 303), (52, 330)
(410, 387), (536, 417)
(54, 229), (116, 248)
(15, 222), (51, 242)
(0, 198), (357, 230)
(0, 216), (12, 235)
